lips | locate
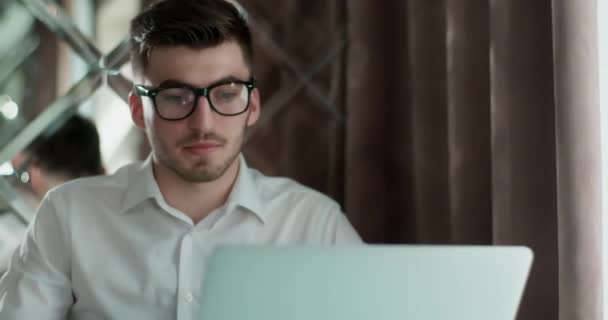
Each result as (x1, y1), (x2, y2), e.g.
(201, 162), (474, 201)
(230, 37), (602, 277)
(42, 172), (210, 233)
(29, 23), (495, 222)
(183, 141), (221, 156)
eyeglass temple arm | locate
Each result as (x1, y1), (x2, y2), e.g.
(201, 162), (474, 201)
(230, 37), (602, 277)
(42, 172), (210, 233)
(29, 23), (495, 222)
(133, 85), (151, 96)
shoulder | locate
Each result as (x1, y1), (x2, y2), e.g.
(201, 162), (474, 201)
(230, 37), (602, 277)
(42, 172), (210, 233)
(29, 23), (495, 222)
(247, 168), (345, 228)
(250, 168), (340, 211)
(43, 162), (141, 213)
(247, 168), (362, 244)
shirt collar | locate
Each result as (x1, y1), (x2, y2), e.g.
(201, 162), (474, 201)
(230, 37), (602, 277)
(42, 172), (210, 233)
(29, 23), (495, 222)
(120, 155), (266, 223)
(225, 155), (266, 223)
(121, 156), (161, 213)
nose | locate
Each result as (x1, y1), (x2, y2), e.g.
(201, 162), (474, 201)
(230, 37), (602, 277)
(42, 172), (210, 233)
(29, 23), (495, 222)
(187, 96), (215, 132)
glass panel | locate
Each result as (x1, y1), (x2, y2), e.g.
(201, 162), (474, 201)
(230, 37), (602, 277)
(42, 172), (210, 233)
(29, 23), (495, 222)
(0, 0), (139, 261)
(0, 0), (96, 158)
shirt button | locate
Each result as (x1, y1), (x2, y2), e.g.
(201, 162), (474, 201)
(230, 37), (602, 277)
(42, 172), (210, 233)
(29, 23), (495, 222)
(184, 292), (194, 303)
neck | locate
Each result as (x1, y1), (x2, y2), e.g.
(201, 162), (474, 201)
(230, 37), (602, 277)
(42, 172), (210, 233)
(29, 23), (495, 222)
(152, 157), (240, 224)
(35, 171), (71, 198)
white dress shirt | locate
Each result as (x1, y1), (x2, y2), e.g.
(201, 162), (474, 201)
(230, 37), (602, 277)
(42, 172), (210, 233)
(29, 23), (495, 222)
(0, 156), (361, 320)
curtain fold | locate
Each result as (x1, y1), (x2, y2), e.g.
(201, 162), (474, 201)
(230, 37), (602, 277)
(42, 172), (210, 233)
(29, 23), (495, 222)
(446, 0), (492, 244)
(345, 0), (393, 242)
(407, 0), (451, 243)
(489, 1), (558, 319)
(553, 0), (603, 319)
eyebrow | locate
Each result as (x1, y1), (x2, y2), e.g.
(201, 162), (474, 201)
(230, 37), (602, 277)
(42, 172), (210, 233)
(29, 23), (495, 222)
(156, 75), (250, 89)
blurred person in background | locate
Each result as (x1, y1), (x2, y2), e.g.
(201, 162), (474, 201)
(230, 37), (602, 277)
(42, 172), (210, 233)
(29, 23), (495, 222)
(19, 114), (105, 201)
(0, 114), (104, 275)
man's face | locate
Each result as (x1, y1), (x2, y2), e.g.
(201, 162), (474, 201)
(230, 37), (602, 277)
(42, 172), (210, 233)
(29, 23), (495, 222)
(130, 41), (260, 183)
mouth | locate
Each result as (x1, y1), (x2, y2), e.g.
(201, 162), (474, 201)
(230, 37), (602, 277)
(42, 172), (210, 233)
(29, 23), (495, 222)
(182, 141), (222, 156)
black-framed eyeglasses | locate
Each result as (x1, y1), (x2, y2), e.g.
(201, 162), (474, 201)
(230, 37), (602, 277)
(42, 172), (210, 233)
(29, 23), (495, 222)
(133, 78), (256, 120)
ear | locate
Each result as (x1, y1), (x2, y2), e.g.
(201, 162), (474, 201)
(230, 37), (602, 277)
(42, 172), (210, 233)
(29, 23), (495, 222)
(11, 151), (27, 169)
(246, 88), (261, 126)
(28, 165), (46, 199)
(129, 91), (146, 129)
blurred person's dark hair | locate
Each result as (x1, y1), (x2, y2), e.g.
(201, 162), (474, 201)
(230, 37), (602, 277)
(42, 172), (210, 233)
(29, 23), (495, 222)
(27, 115), (104, 180)
(129, 0), (253, 77)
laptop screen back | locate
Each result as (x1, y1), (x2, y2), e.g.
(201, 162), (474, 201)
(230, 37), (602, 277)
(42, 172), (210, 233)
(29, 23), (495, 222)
(199, 245), (533, 320)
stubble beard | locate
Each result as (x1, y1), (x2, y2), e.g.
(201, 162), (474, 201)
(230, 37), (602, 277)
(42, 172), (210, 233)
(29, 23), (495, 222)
(153, 129), (245, 183)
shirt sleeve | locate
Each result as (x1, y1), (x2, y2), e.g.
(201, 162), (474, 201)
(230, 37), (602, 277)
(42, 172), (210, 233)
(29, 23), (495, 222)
(0, 195), (73, 319)
(333, 212), (364, 244)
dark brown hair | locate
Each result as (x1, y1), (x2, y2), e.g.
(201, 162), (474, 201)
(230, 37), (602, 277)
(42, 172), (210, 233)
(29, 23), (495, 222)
(130, 0), (253, 76)
(28, 115), (104, 178)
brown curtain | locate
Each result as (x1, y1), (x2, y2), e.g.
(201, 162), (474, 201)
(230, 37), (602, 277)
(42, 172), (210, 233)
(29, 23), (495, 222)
(240, 0), (602, 319)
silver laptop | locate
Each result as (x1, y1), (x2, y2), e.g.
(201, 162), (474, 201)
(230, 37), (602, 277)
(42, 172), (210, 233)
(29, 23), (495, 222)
(199, 245), (533, 320)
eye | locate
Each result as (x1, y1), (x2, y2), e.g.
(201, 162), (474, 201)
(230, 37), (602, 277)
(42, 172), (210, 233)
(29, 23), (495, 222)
(211, 84), (244, 102)
(157, 88), (192, 105)
(218, 91), (238, 100)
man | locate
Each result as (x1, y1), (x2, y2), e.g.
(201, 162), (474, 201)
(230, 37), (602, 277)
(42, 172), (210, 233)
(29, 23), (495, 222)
(0, 0), (361, 319)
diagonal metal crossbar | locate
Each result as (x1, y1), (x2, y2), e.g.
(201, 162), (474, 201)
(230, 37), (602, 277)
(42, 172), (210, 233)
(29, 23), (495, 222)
(0, 0), (134, 222)
(0, 70), (104, 165)
(250, 18), (347, 126)
(0, 35), (39, 86)
(247, 34), (348, 143)
(2, 0), (133, 163)
(19, 0), (102, 65)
